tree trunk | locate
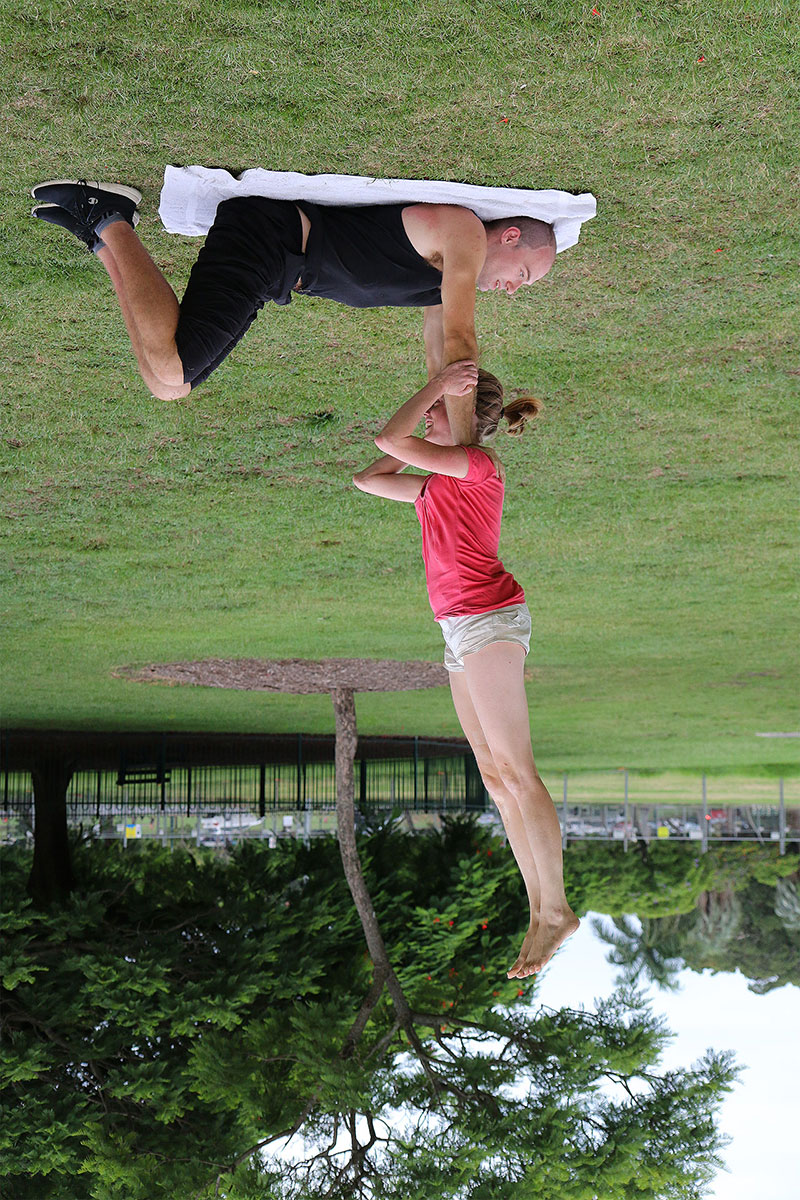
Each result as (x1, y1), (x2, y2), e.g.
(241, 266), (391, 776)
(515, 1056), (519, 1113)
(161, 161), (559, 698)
(331, 689), (416, 1029)
(27, 756), (75, 908)
(332, 689), (390, 966)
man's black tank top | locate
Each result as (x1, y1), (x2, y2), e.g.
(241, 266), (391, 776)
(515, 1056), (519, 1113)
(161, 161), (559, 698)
(295, 202), (443, 308)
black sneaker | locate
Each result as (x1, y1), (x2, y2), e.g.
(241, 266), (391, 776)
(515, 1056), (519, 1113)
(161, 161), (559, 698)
(32, 203), (101, 251)
(32, 202), (141, 251)
(30, 179), (142, 234)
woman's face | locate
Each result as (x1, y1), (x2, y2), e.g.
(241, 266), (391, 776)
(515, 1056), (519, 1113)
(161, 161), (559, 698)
(423, 397), (452, 444)
(424, 397), (477, 445)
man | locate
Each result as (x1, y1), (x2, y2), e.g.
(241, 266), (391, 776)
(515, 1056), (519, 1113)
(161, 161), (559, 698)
(32, 179), (556, 444)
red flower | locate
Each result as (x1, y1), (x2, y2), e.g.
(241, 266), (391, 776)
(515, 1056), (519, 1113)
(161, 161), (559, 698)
(592, 6), (600, 13)
(698, 54), (705, 62)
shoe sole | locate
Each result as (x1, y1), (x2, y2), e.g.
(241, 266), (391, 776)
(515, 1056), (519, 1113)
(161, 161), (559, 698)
(30, 179), (143, 205)
(32, 202), (140, 228)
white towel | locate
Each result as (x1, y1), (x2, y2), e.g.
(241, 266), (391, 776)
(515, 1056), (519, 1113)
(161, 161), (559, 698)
(159, 165), (596, 254)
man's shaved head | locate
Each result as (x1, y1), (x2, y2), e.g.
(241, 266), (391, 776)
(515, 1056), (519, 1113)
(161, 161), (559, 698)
(476, 216), (557, 294)
(483, 216), (556, 255)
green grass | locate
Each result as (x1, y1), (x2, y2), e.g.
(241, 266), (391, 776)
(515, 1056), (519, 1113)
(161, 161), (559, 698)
(2, 0), (799, 772)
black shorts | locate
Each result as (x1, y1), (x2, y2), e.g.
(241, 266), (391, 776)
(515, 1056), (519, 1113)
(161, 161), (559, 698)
(174, 197), (305, 389)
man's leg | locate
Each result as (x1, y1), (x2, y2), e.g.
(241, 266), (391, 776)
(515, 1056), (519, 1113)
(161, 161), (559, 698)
(33, 184), (290, 398)
(96, 226), (190, 399)
(32, 181), (189, 398)
(460, 641), (578, 974)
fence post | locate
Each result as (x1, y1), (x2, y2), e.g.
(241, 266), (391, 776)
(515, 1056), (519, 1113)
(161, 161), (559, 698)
(413, 736), (419, 810)
(296, 734), (303, 811)
(186, 768), (192, 819)
(701, 774), (708, 854)
(779, 778), (785, 855)
(562, 773), (568, 849)
(259, 765), (266, 819)
(623, 770), (629, 852)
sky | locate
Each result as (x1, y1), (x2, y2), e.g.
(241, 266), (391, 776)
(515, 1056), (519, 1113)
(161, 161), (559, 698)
(536, 915), (800, 1200)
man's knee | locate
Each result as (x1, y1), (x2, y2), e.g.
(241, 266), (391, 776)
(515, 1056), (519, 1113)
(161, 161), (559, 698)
(148, 348), (187, 391)
(141, 350), (191, 400)
(148, 378), (192, 401)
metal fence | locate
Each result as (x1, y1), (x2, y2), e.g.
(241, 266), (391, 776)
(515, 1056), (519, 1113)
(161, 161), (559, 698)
(2, 763), (798, 853)
(0, 750), (489, 828)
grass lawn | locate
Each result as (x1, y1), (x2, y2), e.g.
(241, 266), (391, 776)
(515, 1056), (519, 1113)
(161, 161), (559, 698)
(1, 0), (799, 772)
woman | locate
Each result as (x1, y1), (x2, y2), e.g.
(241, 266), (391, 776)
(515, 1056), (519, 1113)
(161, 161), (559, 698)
(353, 361), (578, 979)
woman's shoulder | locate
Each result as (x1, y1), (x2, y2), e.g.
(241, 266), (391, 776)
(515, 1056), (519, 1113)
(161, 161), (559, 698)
(462, 446), (499, 484)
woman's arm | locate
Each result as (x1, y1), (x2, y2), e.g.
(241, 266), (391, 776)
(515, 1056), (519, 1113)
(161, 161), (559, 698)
(374, 361), (478, 478)
(352, 455), (426, 502)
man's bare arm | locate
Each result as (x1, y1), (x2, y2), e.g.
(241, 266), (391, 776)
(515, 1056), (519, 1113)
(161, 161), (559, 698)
(440, 266), (481, 444)
(423, 305), (444, 379)
(437, 212), (486, 444)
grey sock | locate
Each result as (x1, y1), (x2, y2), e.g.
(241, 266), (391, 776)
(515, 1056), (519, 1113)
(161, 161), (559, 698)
(94, 211), (129, 237)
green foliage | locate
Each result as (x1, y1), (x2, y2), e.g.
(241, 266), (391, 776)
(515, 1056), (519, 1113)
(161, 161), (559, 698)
(587, 843), (800, 992)
(564, 840), (715, 917)
(1, 825), (740, 1197)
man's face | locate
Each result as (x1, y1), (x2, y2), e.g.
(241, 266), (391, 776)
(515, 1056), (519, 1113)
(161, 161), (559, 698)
(476, 227), (555, 295)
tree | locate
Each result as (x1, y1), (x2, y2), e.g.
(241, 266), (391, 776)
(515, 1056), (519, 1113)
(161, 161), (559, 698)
(590, 847), (799, 995)
(27, 754), (75, 907)
(591, 914), (686, 992)
(2, 826), (738, 1199)
(218, 989), (736, 1200)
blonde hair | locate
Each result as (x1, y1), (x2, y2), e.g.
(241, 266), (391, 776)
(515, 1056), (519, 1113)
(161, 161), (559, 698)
(474, 369), (542, 443)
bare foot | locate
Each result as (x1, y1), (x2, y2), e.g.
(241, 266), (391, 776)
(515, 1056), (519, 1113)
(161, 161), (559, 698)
(507, 920), (538, 979)
(529, 908), (580, 973)
(506, 909), (579, 980)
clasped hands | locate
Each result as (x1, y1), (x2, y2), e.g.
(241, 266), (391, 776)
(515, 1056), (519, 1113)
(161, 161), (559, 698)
(433, 359), (505, 483)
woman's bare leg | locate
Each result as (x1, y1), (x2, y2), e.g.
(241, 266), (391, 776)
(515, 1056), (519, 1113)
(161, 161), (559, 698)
(449, 670), (544, 978)
(98, 222), (189, 396)
(461, 641), (578, 975)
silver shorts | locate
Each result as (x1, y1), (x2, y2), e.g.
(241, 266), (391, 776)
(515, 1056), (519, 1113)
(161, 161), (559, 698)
(438, 603), (531, 672)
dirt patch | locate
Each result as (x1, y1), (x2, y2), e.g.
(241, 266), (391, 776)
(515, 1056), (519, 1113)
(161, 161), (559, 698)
(114, 657), (449, 693)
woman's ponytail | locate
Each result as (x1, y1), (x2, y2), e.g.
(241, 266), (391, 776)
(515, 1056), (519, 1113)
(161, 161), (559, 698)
(474, 370), (543, 442)
(502, 396), (542, 436)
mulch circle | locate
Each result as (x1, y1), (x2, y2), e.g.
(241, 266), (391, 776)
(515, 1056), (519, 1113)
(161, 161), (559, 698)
(113, 657), (449, 693)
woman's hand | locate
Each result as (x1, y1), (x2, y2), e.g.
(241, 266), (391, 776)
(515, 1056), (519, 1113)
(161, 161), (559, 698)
(480, 446), (506, 483)
(435, 360), (478, 397)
